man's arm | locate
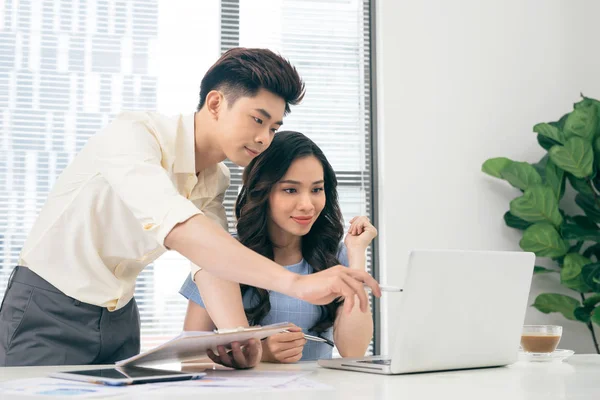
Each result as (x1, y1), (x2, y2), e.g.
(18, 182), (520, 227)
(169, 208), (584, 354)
(165, 214), (296, 293)
(166, 213), (381, 311)
(95, 116), (380, 310)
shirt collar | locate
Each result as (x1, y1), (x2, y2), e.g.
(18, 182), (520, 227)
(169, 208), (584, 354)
(174, 113), (196, 174)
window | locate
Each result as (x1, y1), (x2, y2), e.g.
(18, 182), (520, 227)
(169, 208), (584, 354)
(221, 0), (376, 355)
(0, 0), (375, 354)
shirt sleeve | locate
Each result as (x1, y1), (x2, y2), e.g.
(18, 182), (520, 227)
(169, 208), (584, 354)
(199, 192), (228, 231)
(94, 113), (203, 246)
(179, 274), (207, 308)
(337, 243), (350, 267)
(188, 193), (228, 279)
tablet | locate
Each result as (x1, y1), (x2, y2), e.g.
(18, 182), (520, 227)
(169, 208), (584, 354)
(50, 365), (205, 386)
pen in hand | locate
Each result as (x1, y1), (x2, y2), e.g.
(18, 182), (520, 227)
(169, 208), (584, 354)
(282, 329), (334, 347)
(364, 284), (402, 292)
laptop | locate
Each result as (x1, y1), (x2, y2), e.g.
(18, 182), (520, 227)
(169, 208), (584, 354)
(318, 249), (535, 375)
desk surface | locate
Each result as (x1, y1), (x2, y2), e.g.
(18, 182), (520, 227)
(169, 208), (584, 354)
(1, 355), (600, 400)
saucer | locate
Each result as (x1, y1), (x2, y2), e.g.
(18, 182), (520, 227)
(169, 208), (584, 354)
(518, 349), (575, 362)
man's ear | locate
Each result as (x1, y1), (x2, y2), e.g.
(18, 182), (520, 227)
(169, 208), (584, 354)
(205, 90), (225, 120)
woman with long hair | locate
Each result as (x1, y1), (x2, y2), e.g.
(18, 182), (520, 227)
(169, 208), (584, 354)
(179, 131), (377, 365)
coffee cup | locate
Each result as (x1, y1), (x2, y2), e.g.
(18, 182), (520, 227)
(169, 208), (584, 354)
(520, 325), (562, 353)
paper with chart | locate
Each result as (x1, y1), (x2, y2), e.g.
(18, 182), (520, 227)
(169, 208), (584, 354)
(117, 322), (292, 366)
(0, 377), (155, 398)
(152, 370), (333, 393)
(162, 370), (309, 388)
(0, 371), (330, 398)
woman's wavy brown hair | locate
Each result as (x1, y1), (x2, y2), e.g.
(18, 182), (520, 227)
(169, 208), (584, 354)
(235, 131), (344, 333)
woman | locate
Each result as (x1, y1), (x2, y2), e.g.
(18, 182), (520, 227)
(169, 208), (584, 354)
(179, 131), (377, 364)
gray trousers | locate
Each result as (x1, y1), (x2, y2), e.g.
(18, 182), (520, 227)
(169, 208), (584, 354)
(0, 266), (140, 366)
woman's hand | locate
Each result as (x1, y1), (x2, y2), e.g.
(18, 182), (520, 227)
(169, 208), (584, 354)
(344, 216), (378, 252)
(261, 324), (306, 363)
(206, 338), (262, 369)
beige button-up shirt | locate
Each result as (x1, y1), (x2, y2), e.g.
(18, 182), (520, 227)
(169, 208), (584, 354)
(18, 111), (230, 311)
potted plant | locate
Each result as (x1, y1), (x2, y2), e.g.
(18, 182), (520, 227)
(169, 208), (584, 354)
(482, 95), (600, 353)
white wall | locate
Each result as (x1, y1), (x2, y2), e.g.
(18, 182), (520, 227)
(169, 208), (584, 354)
(376, 0), (600, 355)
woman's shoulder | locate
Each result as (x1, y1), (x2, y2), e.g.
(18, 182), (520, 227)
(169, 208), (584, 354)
(303, 243), (349, 270)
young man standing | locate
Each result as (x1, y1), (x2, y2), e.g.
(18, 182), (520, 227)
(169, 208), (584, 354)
(0, 48), (380, 367)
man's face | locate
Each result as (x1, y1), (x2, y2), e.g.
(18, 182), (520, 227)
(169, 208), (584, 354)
(216, 89), (286, 167)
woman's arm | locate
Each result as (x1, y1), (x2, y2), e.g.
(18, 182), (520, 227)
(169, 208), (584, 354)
(332, 246), (374, 357)
(332, 216), (377, 357)
(190, 269), (249, 329)
(182, 271), (264, 369)
(183, 300), (216, 331)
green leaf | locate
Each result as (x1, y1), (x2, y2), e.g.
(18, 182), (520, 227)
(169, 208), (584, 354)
(538, 134), (562, 151)
(575, 96), (600, 138)
(561, 253), (591, 281)
(532, 154), (548, 181)
(593, 306), (600, 326)
(564, 103), (598, 141)
(500, 162), (543, 191)
(569, 241), (585, 254)
(560, 253), (594, 292)
(519, 223), (569, 258)
(583, 294), (600, 307)
(581, 262), (600, 292)
(593, 176), (600, 194)
(549, 113), (571, 130)
(482, 157), (514, 179)
(567, 174), (595, 197)
(583, 243), (600, 261)
(574, 306), (592, 323)
(572, 215), (598, 230)
(549, 137), (594, 178)
(532, 293), (580, 321)
(560, 224), (600, 242)
(575, 96), (600, 112)
(534, 266), (556, 274)
(594, 137), (600, 171)
(570, 276), (596, 294)
(546, 159), (565, 200)
(533, 123), (566, 145)
(575, 194), (600, 223)
(553, 241), (583, 267)
(503, 211), (533, 230)
(510, 185), (563, 227)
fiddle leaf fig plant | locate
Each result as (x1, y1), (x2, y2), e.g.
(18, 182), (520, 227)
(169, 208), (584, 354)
(482, 94), (600, 353)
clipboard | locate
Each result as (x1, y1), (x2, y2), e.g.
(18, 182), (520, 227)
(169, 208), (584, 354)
(116, 322), (292, 367)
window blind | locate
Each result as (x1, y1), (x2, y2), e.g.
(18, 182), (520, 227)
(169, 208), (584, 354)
(0, 0), (375, 354)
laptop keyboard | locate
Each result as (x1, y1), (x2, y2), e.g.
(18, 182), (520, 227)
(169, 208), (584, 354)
(357, 359), (391, 365)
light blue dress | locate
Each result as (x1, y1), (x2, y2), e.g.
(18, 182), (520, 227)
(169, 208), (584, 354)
(179, 244), (349, 361)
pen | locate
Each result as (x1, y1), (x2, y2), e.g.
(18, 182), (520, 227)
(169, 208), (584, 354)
(364, 284), (403, 292)
(283, 330), (335, 347)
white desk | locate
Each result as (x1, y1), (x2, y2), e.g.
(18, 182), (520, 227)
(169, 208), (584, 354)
(1, 355), (600, 399)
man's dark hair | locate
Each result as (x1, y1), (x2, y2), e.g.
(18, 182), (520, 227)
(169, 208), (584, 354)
(197, 48), (305, 115)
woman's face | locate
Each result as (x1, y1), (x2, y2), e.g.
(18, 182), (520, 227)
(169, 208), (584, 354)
(268, 155), (326, 238)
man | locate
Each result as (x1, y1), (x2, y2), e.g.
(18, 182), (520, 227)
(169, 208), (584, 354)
(0, 48), (380, 366)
